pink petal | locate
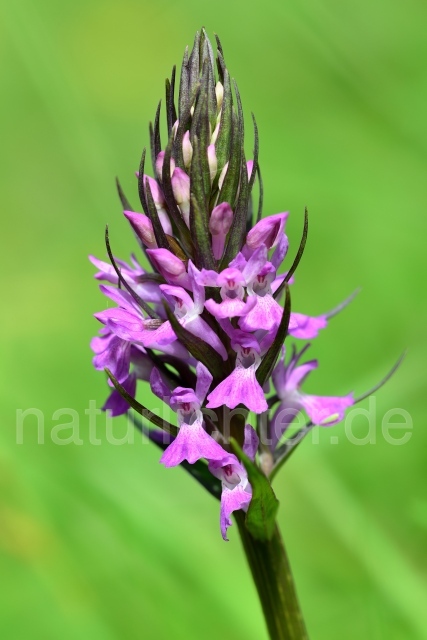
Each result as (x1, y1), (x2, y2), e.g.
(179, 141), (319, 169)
(160, 419), (227, 466)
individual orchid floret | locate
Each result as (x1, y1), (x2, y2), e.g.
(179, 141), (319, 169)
(270, 346), (354, 448)
(154, 282), (228, 358)
(208, 424), (259, 540)
(171, 168), (191, 226)
(209, 202), (233, 260)
(89, 254), (145, 286)
(287, 313), (327, 340)
(245, 212), (289, 254)
(203, 268), (257, 319)
(123, 210), (157, 249)
(199, 245), (268, 320)
(209, 454), (252, 540)
(207, 331), (268, 413)
(90, 257), (162, 305)
(91, 328), (131, 383)
(146, 248), (191, 289)
(239, 237), (293, 332)
(182, 131), (193, 168)
(151, 363), (228, 466)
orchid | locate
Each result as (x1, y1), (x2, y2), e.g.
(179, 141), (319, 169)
(90, 28), (400, 640)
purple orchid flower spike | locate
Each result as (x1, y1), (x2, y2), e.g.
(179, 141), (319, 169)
(209, 424), (259, 540)
(270, 346), (354, 448)
(152, 362), (228, 467)
(207, 331), (268, 413)
(90, 31), (396, 588)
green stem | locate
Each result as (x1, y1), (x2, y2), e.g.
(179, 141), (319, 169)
(236, 512), (309, 640)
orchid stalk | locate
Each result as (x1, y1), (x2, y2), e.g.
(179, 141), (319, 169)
(90, 28), (399, 640)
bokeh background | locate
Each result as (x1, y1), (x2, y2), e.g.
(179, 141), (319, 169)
(1, 0), (426, 638)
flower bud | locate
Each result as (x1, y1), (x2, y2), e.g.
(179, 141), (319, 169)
(246, 160), (254, 179)
(146, 248), (190, 289)
(123, 210), (157, 249)
(171, 168), (191, 226)
(215, 82), (224, 112)
(144, 175), (165, 209)
(209, 202), (233, 259)
(183, 131), (193, 168)
(245, 212), (289, 250)
(207, 144), (217, 183)
(218, 161), (229, 190)
(210, 120), (220, 145)
(172, 119), (179, 139)
(155, 151), (176, 181)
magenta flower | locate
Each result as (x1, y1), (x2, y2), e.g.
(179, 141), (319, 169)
(206, 332), (268, 413)
(270, 346), (354, 448)
(150, 363), (228, 466)
(209, 424), (259, 540)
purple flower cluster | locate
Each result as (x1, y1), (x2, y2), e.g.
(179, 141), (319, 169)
(90, 30), (355, 539)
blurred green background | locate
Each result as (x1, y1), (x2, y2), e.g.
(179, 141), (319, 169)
(1, 0), (426, 638)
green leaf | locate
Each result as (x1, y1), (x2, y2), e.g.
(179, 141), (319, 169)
(178, 46), (189, 119)
(161, 134), (194, 257)
(256, 163), (264, 223)
(217, 109), (242, 214)
(164, 303), (225, 379)
(214, 63), (233, 176)
(256, 284), (291, 386)
(188, 30), (201, 90)
(230, 438), (279, 541)
(149, 100), (162, 173)
(105, 369), (178, 436)
(220, 149), (248, 268)
(115, 177), (133, 211)
(189, 136), (216, 269)
(248, 113), (259, 193)
(174, 81), (200, 169)
(144, 175), (170, 250)
(190, 62), (212, 197)
(165, 65), (177, 136)
(136, 147), (150, 217)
